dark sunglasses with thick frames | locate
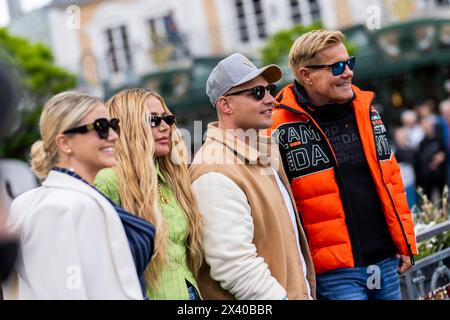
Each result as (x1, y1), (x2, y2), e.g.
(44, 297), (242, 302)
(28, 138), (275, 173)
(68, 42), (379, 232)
(63, 118), (120, 139)
(150, 114), (176, 127)
(224, 84), (277, 101)
(305, 56), (356, 76)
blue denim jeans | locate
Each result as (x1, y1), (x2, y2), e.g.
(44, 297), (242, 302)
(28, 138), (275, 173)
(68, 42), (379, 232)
(186, 281), (201, 300)
(316, 256), (402, 300)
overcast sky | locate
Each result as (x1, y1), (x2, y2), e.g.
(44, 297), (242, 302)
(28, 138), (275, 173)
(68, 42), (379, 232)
(0, 0), (52, 26)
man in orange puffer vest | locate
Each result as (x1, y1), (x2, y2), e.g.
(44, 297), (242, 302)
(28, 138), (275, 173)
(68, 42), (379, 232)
(268, 30), (418, 300)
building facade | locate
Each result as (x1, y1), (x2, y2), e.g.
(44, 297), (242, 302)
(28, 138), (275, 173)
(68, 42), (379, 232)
(6, 0), (450, 103)
(7, 0), (334, 96)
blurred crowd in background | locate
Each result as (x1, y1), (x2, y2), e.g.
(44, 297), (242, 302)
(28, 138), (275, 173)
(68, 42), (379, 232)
(393, 98), (450, 208)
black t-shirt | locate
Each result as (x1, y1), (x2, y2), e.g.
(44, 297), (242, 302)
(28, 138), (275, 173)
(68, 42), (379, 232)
(309, 103), (397, 266)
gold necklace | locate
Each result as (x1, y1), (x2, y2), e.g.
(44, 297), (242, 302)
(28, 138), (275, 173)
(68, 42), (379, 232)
(158, 181), (169, 205)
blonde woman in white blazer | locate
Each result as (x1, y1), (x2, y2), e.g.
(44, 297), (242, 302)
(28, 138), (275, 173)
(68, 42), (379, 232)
(2, 92), (155, 299)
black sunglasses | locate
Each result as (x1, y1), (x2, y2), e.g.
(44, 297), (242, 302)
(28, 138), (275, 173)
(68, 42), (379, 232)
(63, 118), (120, 139)
(150, 114), (176, 127)
(306, 56), (356, 76)
(224, 84), (277, 101)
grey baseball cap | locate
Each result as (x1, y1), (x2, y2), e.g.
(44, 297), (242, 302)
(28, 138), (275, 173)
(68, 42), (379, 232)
(206, 53), (282, 107)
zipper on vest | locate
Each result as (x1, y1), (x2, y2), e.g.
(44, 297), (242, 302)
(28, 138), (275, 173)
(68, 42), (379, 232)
(279, 104), (364, 267)
(367, 101), (415, 266)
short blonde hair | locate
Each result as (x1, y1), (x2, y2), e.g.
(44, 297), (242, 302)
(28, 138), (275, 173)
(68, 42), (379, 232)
(288, 30), (345, 82)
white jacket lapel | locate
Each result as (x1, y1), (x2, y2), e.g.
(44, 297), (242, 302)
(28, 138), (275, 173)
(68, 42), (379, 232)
(42, 171), (143, 299)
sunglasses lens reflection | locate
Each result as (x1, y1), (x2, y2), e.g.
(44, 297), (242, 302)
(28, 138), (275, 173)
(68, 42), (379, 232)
(332, 58), (356, 76)
(252, 85), (277, 101)
(254, 86), (265, 100)
(332, 62), (345, 76)
(268, 84), (277, 96)
(151, 115), (176, 127)
(152, 117), (161, 127)
(94, 118), (119, 139)
(164, 115), (176, 125)
(348, 57), (356, 70)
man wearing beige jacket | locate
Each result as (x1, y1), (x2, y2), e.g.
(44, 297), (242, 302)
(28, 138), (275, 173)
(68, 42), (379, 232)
(190, 53), (315, 300)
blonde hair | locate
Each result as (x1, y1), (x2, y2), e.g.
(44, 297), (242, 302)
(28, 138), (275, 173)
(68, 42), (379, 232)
(289, 29), (345, 82)
(106, 89), (165, 287)
(30, 91), (103, 180)
(106, 89), (203, 286)
(154, 94), (204, 277)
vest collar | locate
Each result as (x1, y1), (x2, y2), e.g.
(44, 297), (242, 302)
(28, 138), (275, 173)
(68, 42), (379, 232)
(206, 122), (276, 165)
(277, 81), (374, 115)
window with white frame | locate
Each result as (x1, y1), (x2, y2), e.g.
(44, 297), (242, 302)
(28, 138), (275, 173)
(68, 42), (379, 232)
(290, 0), (302, 25)
(235, 0), (250, 42)
(436, 0), (450, 6)
(234, 0), (267, 42)
(288, 0), (322, 26)
(252, 0), (267, 39)
(421, 0), (450, 8)
(308, 0), (321, 22)
(105, 25), (132, 74)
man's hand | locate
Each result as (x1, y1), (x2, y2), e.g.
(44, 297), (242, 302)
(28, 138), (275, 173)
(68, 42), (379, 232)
(397, 255), (412, 274)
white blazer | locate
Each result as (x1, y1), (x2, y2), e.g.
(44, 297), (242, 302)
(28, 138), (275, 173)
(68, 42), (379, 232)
(2, 170), (143, 300)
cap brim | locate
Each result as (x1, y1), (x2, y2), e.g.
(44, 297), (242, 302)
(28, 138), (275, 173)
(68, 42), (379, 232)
(233, 64), (283, 88)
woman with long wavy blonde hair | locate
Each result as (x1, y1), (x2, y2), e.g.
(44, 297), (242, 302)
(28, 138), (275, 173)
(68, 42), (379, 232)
(94, 88), (203, 300)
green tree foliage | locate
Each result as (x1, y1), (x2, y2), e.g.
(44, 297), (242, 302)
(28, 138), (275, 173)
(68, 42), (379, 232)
(261, 22), (322, 66)
(261, 22), (357, 70)
(0, 28), (77, 160)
